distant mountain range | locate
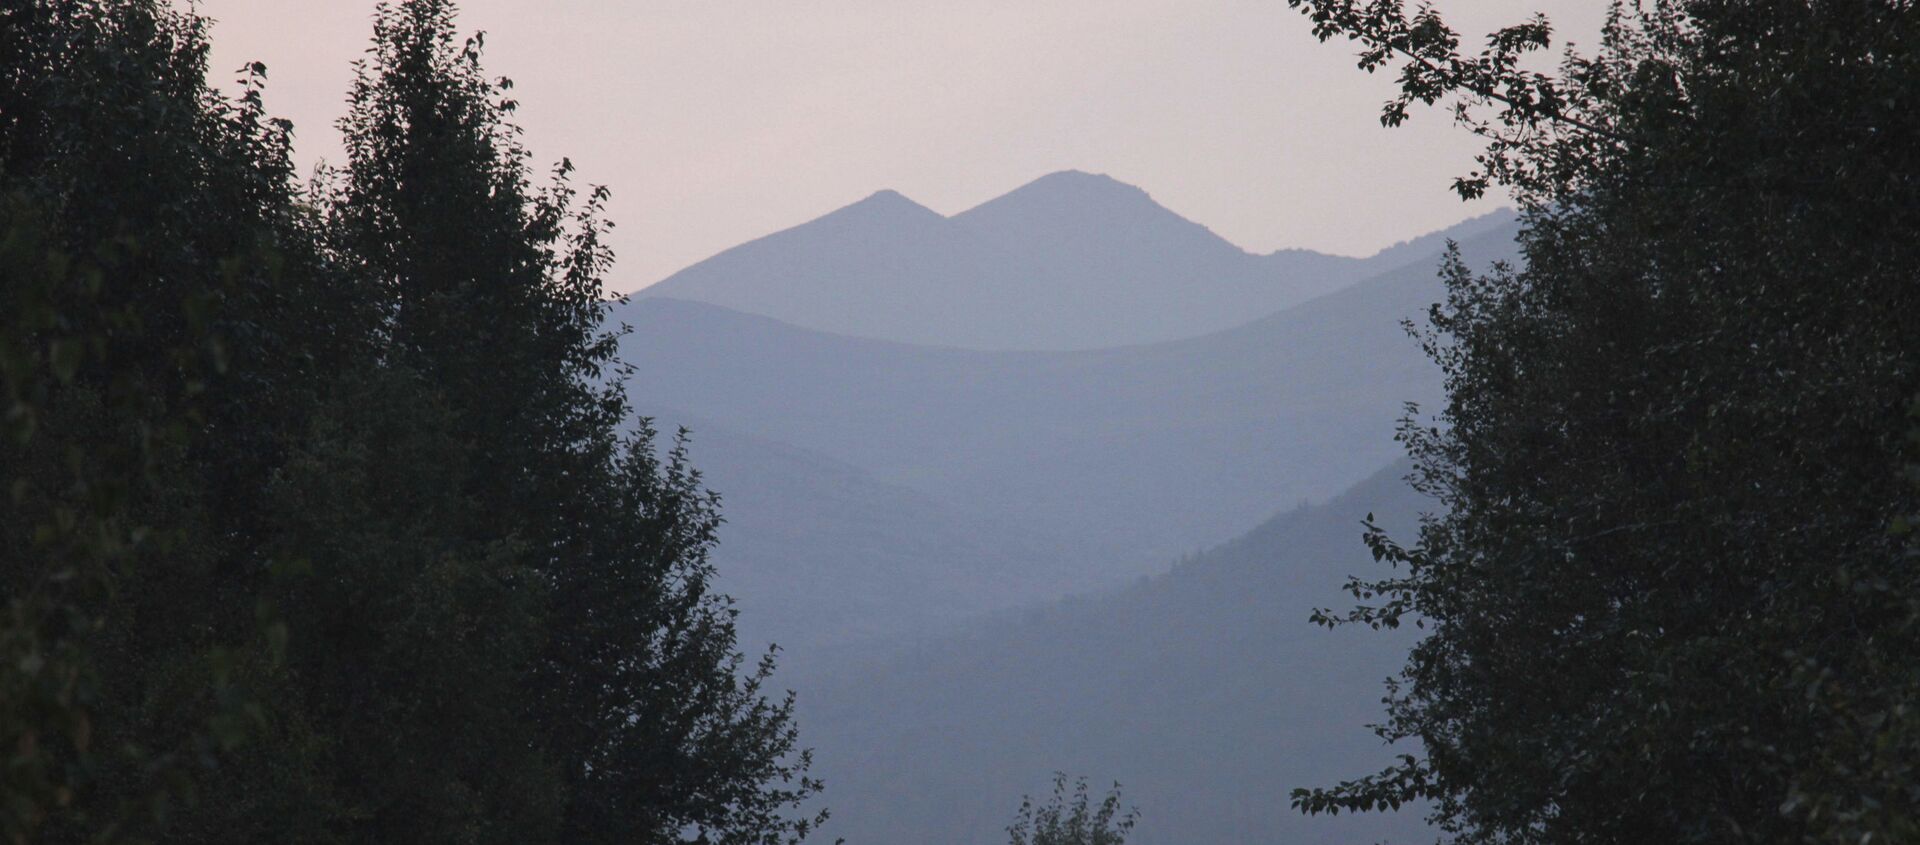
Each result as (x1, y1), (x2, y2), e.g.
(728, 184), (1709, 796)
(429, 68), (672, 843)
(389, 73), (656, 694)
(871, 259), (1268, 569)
(613, 220), (1515, 596)
(639, 169), (1515, 350)
(606, 179), (1521, 844)
(636, 409), (1107, 665)
(797, 462), (1435, 845)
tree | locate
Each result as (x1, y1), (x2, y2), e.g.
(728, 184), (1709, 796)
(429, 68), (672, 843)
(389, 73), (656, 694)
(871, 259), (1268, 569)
(1006, 774), (1137, 845)
(4, 1), (826, 842)
(1283, 1), (1920, 842)
(321, 3), (827, 842)
(2, 2), (350, 840)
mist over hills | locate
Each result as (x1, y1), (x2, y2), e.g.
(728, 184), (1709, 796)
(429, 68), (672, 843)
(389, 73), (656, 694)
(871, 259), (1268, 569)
(609, 197), (1517, 844)
(614, 221), (1516, 585)
(635, 410), (1105, 666)
(799, 461), (1433, 845)
(639, 169), (1514, 350)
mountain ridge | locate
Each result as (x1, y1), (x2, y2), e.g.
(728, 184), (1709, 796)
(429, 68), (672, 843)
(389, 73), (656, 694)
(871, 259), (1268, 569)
(613, 220), (1520, 587)
(634, 405), (1108, 668)
(612, 173), (1521, 845)
(639, 170), (1512, 350)
(798, 460), (1435, 845)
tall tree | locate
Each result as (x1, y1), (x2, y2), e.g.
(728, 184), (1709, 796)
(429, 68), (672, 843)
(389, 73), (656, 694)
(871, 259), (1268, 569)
(323, 3), (826, 842)
(1284, 1), (1920, 842)
(2, 1), (355, 840)
(4, 1), (825, 842)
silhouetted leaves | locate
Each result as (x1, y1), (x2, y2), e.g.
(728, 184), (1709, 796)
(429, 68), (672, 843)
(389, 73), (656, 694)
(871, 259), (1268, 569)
(3, 2), (822, 843)
(1287, 1), (1920, 842)
(1006, 774), (1137, 845)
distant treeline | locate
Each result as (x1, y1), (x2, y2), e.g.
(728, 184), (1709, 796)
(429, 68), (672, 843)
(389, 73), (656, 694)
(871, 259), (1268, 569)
(1285, 0), (1920, 842)
(1, 2), (821, 843)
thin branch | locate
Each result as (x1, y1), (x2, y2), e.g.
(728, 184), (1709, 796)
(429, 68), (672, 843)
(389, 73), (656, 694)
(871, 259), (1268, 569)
(1388, 42), (1631, 144)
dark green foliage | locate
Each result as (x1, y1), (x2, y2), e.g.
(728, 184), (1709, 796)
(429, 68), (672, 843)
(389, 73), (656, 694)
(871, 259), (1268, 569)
(2, 3), (329, 839)
(318, 6), (825, 840)
(1006, 775), (1136, 845)
(2, 1), (822, 842)
(1285, 1), (1920, 842)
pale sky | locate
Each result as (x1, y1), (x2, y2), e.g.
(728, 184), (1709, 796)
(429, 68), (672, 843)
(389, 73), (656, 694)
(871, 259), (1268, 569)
(199, 0), (1607, 293)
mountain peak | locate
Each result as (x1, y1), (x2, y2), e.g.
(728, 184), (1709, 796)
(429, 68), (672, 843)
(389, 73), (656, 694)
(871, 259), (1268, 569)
(1027, 168), (1135, 188)
(641, 169), (1520, 351)
(841, 187), (939, 216)
(961, 170), (1154, 216)
(951, 169), (1247, 271)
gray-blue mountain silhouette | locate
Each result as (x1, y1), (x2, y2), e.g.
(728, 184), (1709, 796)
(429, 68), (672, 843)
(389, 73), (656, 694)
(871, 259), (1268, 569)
(614, 220), (1517, 594)
(614, 207), (1518, 845)
(639, 169), (1514, 350)
(636, 409), (1106, 667)
(799, 461), (1433, 845)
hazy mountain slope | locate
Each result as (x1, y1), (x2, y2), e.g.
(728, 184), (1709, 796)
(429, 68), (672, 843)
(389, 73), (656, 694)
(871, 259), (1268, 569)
(635, 189), (1045, 350)
(798, 461), (1434, 845)
(1361, 202), (1524, 271)
(941, 171), (1363, 348)
(612, 221), (1517, 578)
(640, 169), (1512, 349)
(643, 410), (1101, 668)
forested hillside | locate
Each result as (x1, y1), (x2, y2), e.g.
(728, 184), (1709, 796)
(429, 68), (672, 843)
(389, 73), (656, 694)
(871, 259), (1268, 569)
(636, 409), (1102, 664)
(798, 463), (1431, 845)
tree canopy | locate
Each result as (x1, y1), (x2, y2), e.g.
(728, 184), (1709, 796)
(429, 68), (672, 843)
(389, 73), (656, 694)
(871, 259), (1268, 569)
(1, 2), (823, 843)
(1006, 775), (1137, 845)
(1286, 1), (1920, 842)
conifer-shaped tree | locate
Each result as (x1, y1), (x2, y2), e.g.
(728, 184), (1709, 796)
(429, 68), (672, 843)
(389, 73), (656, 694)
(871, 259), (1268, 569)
(322, 3), (826, 842)
(5, 2), (825, 842)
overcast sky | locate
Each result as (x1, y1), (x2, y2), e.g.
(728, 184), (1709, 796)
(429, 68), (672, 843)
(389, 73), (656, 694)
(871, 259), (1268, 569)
(199, 0), (1606, 293)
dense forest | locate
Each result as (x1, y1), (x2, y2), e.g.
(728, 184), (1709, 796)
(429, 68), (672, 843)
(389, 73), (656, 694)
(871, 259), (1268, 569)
(4, 0), (1918, 844)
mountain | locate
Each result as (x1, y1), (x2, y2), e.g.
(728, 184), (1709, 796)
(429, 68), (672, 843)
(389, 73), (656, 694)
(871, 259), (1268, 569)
(612, 220), (1519, 587)
(638, 169), (1514, 350)
(796, 461), (1435, 845)
(610, 194), (1517, 843)
(641, 410), (1104, 668)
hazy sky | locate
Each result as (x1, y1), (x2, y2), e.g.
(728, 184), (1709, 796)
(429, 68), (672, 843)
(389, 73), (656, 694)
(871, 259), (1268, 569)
(199, 0), (1606, 293)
